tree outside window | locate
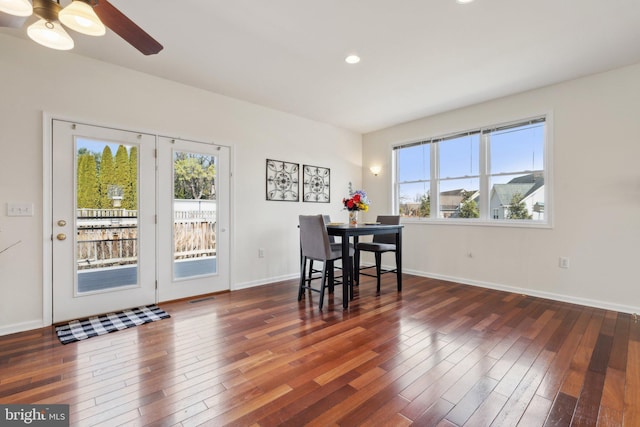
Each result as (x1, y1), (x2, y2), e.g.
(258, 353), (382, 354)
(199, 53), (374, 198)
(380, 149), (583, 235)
(507, 192), (533, 220)
(458, 190), (479, 218)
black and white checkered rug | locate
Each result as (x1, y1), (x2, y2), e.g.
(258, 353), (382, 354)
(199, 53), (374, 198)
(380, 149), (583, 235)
(55, 305), (170, 345)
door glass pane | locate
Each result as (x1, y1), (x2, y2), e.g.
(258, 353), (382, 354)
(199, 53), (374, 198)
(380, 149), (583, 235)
(76, 139), (138, 293)
(173, 151), (217, 279)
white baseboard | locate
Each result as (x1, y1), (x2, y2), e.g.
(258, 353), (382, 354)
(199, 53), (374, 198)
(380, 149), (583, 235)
(0, 319), (46, 337)
(403, 268), (640, 315)
(233, 273), (299, 291)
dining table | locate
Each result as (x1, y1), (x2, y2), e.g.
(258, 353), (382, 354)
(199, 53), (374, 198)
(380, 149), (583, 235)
(326, 222), (403, 308)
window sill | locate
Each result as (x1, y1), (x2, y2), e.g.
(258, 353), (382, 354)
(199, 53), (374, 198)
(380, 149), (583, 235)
(400, 217), (552, 229)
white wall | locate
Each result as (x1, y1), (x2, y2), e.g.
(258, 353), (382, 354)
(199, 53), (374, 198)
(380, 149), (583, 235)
(0, 34), (362, 335)
(363, 62), (640, 313)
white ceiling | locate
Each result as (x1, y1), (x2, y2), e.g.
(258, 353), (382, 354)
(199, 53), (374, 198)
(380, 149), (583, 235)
(3, 0), (640, 133)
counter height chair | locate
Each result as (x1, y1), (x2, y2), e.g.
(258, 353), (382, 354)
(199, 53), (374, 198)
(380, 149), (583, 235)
(308, 215), (353, 282)
(354, 215), (401, 293)
(299, 215), (354, 310)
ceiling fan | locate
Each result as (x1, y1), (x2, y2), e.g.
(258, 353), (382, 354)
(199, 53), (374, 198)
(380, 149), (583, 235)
(0, 0), (163, 55)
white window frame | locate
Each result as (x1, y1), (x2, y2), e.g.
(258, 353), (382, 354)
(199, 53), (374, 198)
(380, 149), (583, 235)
(392, 114), (552, 228)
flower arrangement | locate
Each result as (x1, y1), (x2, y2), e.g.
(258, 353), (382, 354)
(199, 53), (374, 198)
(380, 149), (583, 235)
(342, 182), (370, 212)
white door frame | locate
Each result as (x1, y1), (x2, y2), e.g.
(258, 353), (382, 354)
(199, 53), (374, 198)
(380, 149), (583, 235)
(42, 113), (234, 326)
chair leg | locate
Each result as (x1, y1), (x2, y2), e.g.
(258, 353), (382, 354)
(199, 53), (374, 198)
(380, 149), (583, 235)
(349, 256), (354, 300)
(395, 250), (401, 292)
(319, 264), (328, 310)
(354, 249), (360, 286)
(298, 256), (307, 301)
(328, 261), (335, 294)
(375, 253), (382, 293)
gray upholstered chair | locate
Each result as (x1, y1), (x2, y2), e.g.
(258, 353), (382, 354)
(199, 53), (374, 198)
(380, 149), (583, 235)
(307, 215), (352, 282)
(354, 215), (401, 293)
(298, 215), (354, 309)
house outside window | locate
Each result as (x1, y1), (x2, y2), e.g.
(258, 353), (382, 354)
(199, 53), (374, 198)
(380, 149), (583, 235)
(393, 116), (549, 225)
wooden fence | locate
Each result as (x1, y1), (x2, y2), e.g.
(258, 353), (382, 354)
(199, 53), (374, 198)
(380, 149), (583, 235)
(78, 208), (138, 218)
(77, 227), (137, 269)
(76, 209), (216, 269)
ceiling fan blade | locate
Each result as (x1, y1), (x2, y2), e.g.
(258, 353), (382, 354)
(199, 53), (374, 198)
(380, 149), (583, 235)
(0, 12), (27, 28)
(92, 0), (163, 55)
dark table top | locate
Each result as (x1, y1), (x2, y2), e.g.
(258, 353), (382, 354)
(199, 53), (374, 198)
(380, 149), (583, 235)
(326, 223), (403, 236)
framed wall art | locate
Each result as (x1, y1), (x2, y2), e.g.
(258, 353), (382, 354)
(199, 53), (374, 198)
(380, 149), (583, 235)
(303, 164), (330, 203)
(266, 159), (299, 201)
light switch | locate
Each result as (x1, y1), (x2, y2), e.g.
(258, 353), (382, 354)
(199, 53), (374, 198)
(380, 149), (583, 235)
(7, 203), (34, 217)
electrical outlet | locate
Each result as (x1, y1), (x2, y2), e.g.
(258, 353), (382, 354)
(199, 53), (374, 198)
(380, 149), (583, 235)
(258, 248), (265, 258)
(559, 257), (570, 269)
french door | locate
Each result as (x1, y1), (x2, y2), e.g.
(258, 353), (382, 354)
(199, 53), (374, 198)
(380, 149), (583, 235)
(52, 120), (156, 323)
(157, 137), (230, 301)
(51, 121), (231, 323)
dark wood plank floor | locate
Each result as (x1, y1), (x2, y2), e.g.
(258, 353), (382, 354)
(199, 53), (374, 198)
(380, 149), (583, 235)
(0, 274), (638, 426)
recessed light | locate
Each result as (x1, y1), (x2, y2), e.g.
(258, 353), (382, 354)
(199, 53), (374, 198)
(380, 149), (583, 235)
(456, 0), (475, 3)
(345, 54), (361, 64)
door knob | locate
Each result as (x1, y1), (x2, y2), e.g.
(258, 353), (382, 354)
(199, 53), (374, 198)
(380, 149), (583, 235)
(57, 220), (67, 227)
(56, 233), (67, 241)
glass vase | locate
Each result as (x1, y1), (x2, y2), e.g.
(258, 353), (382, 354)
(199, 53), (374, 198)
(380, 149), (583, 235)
(348, 210), (358, 226)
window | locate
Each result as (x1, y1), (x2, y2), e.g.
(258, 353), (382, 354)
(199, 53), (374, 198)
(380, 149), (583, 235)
(394, 116), (548, 224)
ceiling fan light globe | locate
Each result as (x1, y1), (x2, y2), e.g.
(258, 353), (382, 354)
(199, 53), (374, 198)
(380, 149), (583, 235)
(27, 18), (74, 50)
(0, 0), (33, 17)
(345, 54), (361, 64)
(59, 0), (105, 36)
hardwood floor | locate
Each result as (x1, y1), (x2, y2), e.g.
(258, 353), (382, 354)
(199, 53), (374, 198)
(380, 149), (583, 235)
(0, 274), (638, 426)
